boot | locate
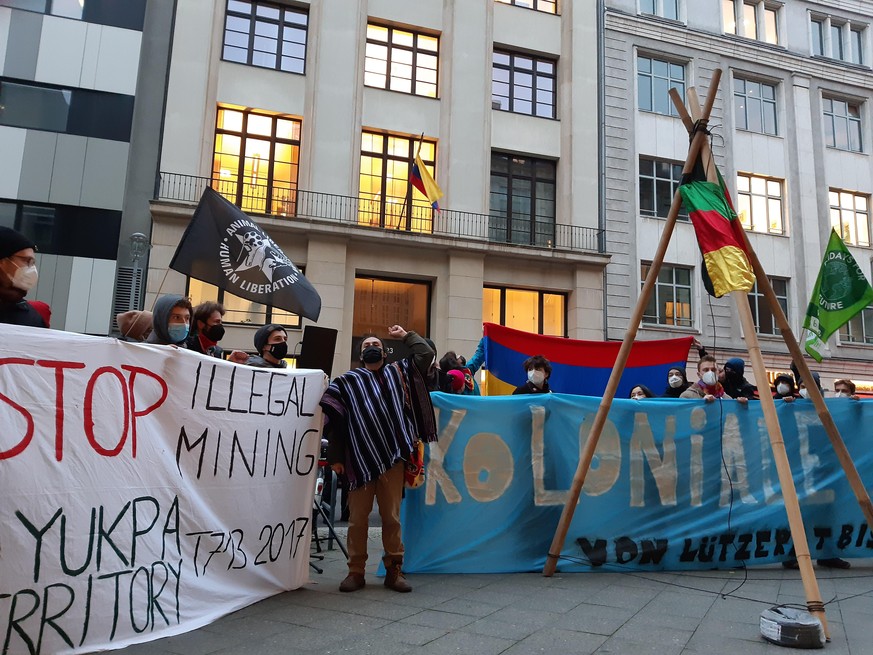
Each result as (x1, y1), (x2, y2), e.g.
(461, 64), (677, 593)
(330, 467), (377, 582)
(383, 560), (412, 593)
(339, 572), (365, 592)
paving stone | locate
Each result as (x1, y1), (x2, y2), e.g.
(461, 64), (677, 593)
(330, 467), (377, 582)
(501, 627), (607, 655)
(399, 608), (480, 630)
(412, 630), (515, 655)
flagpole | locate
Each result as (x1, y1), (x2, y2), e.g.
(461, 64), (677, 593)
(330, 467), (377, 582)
(676, 94), (829, 637)
(542, 68), (722, 577)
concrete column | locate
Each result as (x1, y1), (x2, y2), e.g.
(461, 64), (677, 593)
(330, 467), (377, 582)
(446, 251), (485, 357)
(305, 237), (348, 375)
(570, 266), (605, 340)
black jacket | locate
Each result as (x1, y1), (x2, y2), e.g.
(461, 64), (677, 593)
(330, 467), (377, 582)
(0, 300), (47, 328)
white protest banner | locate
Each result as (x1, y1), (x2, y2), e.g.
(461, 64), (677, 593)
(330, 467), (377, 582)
(0, 324), (326, 654)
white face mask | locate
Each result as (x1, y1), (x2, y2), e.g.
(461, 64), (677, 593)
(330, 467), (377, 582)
(701, 370), (717, 386)
(11, 263), (38, 292)
(799, 388), (809, 398)
(776, 383), (790, 396)
(668, 375), (683, 388)
(631, 392), (645, 400)
(835, 391), (848, 398)
(528, 370), (545, 386)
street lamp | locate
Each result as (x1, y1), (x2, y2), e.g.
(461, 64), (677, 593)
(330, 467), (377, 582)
(128, 232), (151, 310)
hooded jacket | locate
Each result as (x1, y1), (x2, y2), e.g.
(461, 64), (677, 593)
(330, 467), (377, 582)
(145, 295), (189, 346)
(661, 367), (691, 398)
(722, 357), (758, 400)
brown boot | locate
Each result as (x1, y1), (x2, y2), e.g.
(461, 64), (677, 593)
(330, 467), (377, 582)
(383, 560), (412, 593)
(339, 572), (365, 592)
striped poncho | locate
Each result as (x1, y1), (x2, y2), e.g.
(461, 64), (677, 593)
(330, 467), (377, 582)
(321, 356), (438, 491)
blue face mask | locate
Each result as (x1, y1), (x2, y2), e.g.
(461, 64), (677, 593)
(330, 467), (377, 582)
(168, 323), (189, 343)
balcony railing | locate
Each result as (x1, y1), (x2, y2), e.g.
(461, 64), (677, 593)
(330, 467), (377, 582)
(157, 172), (603, 253)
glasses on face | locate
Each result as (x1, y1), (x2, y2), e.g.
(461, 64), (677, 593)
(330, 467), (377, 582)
(9, 254), (36, 268)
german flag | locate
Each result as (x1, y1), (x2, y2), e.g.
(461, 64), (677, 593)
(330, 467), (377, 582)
(678, 165), (755, 298)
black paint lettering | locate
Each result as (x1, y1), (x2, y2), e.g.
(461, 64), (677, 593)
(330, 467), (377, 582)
(36, 583), (75, 653)
(131, 496), (160, 567)
(15, 508), (63, 584)
(3, 589), (39, 655)
(837, 524), (853, 549)
(176, 426), (208, 479)
(576, 538), (607, 567)
(97, 502), (131, 570)
(754, 530), (772, 559)
(60, 508), (96, 577)
(638, 539), (668, 565)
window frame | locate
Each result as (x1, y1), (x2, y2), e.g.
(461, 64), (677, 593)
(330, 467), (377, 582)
(482, 285), (567, 337)
(748, 276), (788, 335)
(492, 49), (557, 119)
(822, 96), (863, 153)
(638, 156), (688, 221)
(733, 76), (778, 135)
(639, 0), (679, 21)
(736, 172), (785, 235)
(641, 262), (693, 328)
(637, 54), (686, 117)
(829, 188), (870, 247)
(722, 0), (780, 45)
(221, 0), (309, 74)
(494, 0), (558, 15)
(185, 277), (302, 329)
(489, 152), (557, 247)
(364, 23), (439, 98)
(810, 13), (867, 64)
(840, 305), (873, 344)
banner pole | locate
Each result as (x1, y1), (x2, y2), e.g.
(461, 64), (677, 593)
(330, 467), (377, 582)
(543, 69), (722, 576)
(732, 291), (829, 636)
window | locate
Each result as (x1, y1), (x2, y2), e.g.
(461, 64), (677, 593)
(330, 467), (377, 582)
(492, 50), (556, 118)
(483, 286), (566, 336)
(637, 55), (685, 116)
(354, 276), (430, 338)
(734, 77), (777, 135)
(639, 0), (678, 20)
(638, 157), (688, 220)
(823, 97), (862, 152)
(222, 1), (308, 74)
(811, 15), (867, 64)
(641, 263), (692, 327)
(830, 189), (870, 247)
(494, 0), (557, 14)
(0, 78), (134, 142)
(748, 277), (787, 335)
(489, 153), (556, 247)
(359, 132), (436, 233)
(364, 24), (438, 98)
(1, 0), (147, 30)
(187, 279), (300, 328)
(211, 105), (301, 216)
(723, 1), (779, 45)
(840, 306), (873, 344)
(736, 173), (784, 235)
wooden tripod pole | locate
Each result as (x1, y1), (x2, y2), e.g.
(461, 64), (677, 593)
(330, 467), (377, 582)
(542, 69), (722, 577)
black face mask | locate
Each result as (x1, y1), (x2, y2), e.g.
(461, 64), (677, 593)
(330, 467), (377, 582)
(361, 346), (383, 364)
(205, 324), (225, 342)
(268, 342), (288, 360)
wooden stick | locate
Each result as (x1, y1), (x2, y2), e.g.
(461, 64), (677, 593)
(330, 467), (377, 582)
(733, 291), (829, 636)
(542, 69), (722, 576)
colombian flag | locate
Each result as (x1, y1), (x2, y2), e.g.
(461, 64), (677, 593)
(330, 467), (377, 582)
(410, 153), (443, 211)
(482, 323), (693, 397)
(678, 164), (755, 298)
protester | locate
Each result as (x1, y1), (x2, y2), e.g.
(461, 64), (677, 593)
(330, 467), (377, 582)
(320, 325), (437, 593)
(834, 378), (860, 400)
(680, 356), (725, 402)
(116, 310), (154, 342)
(28, 300), (51, 327)
(186, 301), (248, 363)
(661, 366), (691, 398)
(145, 295), (192, 346)
(0, 227), (47, 327)
(444, 369), (467, 393)
(630, 385), (655, 399)
(721, 357), (757, 404)
(246, 323), (288, 368)
(513, 355), (552, 394)
(772, 373), (798, 403)
(797, 372), (822, 399)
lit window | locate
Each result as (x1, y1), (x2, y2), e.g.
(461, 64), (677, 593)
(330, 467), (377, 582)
(489, 153), (556, 247)
(637, 55), (685, 116)
(222, 0), (308, 74)
(187, 278), (301, 328)
(641, 263), (692, 327)
(736, 173), (784, 235)
(823, 97), (863, 152)
(748, 277), (787, 335)
(639, 0), (678, 20)
(483, 286), (566, 336)
(733, 77), (777, 135)
(492, 50), (556, 118)
(211, 105), (301, 216)
(723, 1), (779, 45)
(840, 306), (873, 344)
(830, 189), (870, 247)
(364, 24), (438, 98)
(639, 157), (688, 220)
(359, 132), (437, 233)
(494, 0), (558, 15)
(354, 276), (430, 337)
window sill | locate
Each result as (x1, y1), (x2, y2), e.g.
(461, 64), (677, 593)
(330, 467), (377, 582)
(220, 57), (306, 77)
(735, 127), (781, 139)
(637, 109), (683, 119)
(743, 229), (789, 238)
(720, 33), (785, 52)
(640, 323), (696, 333)
(638, 13), (685, 27)
(492, 107), (559, 121)
(811, 54), (871, 72)
(825, 145), (866, 156)
(363, 84), (441, 101)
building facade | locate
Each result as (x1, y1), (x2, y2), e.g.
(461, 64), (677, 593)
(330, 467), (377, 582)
(604, 0), (873, 390)
(149, 0), (607, 377)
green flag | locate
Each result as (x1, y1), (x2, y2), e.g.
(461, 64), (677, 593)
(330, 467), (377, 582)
(803, 228), (873, 361)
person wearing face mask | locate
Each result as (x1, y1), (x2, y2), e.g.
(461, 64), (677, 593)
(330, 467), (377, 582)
(833, 378), (860, 400)
(661, 366), (691, 398)
(796, 371), (823, 399)
(772, 373), (798, 403)
(680, 356), (725, 402)
(186, 301), (249, 363)
(629, 385), (655, 400)
(145, 294), (192, 346)
(0, 227), (48, 328)
(721, 357), (758, 404)
(513, 355), (552, 394)
(245, 324), (289, 368)
(320, 326), (437, 594)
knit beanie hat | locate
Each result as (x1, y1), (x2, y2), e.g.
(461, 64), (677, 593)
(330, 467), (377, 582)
(254, 323), (284, 353)
(446, 369), (465, 392)
(724, 357), (745, 377)
(0, 227), (35, 260)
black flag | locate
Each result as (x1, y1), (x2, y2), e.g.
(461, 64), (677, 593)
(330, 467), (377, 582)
(170, 187), (321, 321)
